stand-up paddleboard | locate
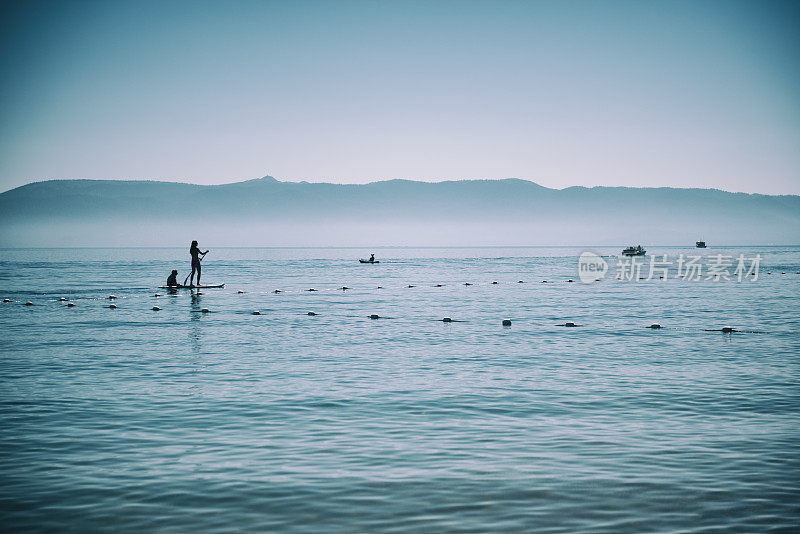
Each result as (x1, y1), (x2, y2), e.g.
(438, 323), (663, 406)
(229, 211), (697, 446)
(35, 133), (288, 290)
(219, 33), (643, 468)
(359, 260), (380, 264)
(159, 284), (225, 289)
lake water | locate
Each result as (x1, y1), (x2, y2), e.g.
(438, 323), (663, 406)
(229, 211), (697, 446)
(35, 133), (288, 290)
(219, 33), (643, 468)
(1, 247), (799, 532)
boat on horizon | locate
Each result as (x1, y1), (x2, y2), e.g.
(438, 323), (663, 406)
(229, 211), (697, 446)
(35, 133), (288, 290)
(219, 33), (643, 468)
(696, 240), (707, 248)
(622, 245), (646, 256)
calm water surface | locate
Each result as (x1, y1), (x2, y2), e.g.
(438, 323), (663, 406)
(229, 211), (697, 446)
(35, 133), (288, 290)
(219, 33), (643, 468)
(1, 247), (799, 532)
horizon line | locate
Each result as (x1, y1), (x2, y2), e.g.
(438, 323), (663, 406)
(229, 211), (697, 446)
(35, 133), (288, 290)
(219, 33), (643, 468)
(1, 245), (797, 250)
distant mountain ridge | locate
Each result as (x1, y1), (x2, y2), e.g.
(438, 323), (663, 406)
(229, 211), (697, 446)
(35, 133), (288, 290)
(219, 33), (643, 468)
(1, 177), (798, 246)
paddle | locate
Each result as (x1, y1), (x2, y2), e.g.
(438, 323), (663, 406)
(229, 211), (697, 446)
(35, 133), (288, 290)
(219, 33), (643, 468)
(183, 250), (209, 287)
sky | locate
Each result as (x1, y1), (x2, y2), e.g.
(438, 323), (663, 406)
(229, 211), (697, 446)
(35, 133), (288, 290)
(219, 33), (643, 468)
(0, 0), (798, 194)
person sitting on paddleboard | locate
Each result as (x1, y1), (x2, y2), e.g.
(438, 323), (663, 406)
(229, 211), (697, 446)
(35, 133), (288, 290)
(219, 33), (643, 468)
(166, 269), (179, 287)
(189, 240), (209, 286)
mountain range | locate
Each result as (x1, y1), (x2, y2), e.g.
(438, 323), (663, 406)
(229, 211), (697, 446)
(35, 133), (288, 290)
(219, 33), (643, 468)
(1, 177), (798, 246)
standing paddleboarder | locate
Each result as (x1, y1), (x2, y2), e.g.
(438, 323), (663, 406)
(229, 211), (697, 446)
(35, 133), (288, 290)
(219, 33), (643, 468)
(189, 240), (209, 287)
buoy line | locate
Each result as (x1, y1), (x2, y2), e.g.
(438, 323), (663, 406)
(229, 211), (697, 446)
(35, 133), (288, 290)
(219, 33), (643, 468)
(4, 295), (774, 333)
(3, 278), (676, 303)
(2, 277), (788, 335)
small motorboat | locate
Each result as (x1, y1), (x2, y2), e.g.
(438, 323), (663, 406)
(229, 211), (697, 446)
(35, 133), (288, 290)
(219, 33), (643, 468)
(696, 240), (707, 248)
(621, 245), (646, 256)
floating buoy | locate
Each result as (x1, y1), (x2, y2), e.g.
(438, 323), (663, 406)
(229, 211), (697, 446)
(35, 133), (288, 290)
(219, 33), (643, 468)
(492, 281), (498, 285)
(109, 304), (117, 309)
(24, 301), (33, 306)
(369, 314), (380, 320)
(67, 302), (75, 307)
(108, 295), (116, 299)
(152, 306), (160, 311)
(251, 310), (260, 315)
(442, 317), (452, 323)
(201, 308), (210, 313)
(502, 319), (512, 326)
(704, 326), (746, 333)
(648, 324), (662, 329)
(307, 311), (317, 316)
(59, 297), (67, 302)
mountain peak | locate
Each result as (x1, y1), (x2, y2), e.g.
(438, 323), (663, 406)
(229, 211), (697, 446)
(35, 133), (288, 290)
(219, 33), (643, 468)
(238, 175), (278, 184)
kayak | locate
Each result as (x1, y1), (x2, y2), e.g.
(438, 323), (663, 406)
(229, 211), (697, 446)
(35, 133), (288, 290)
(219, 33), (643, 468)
(359, 260), (380, 264)
(159, 284), (225, 289)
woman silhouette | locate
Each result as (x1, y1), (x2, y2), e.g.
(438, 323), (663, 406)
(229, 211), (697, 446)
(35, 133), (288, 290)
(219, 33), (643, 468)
(189, 240), (209, 286)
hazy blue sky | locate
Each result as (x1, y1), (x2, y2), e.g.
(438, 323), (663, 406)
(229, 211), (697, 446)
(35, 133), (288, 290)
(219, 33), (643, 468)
(1, 0), (798, 194)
